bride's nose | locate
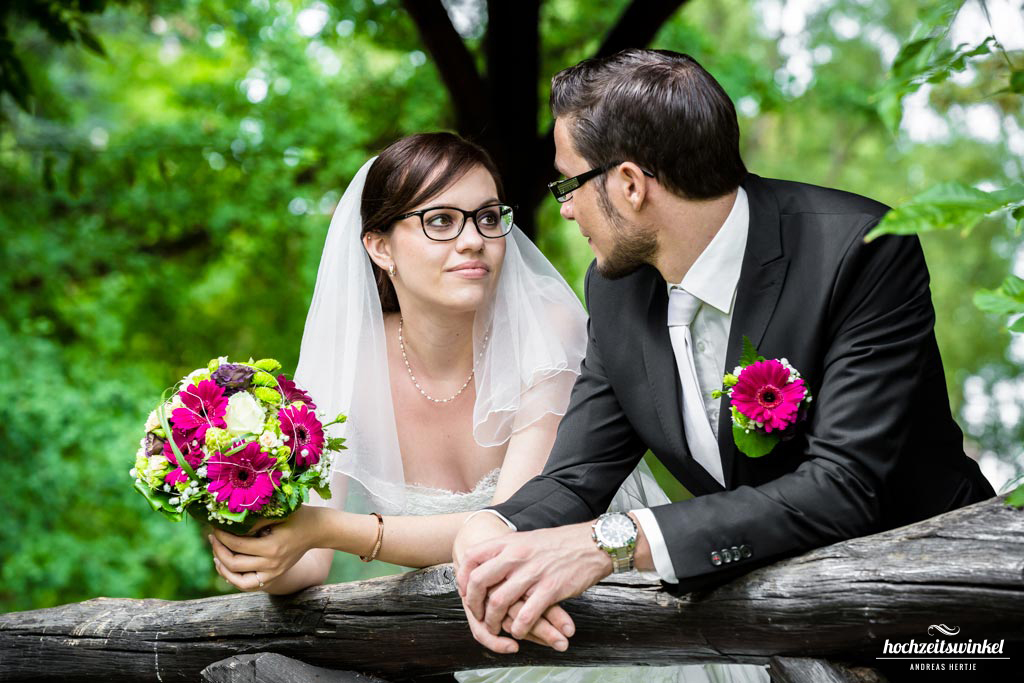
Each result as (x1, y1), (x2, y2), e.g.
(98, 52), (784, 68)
(454, 217), (485, 252)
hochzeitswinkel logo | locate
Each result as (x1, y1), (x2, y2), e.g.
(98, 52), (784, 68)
(877, 624), (1009, 673)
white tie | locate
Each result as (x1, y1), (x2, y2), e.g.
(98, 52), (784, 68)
(667, 287), (725, 486)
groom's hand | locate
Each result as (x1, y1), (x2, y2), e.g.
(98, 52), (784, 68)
(457, 521), (613, 650)
(454, 513), (577, 653)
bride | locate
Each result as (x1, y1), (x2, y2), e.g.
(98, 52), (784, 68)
(208, 132), (767, 683)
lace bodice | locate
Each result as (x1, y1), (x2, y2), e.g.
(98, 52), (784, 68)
(403, 468), (501, 515)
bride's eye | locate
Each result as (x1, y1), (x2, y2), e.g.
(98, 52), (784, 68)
(425, 212), (454, 227)
(477, 210), (498, 226)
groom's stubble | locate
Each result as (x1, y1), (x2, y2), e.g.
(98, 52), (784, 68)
(593, 184), (660, 280)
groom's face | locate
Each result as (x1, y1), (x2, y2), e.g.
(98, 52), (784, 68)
(553, 118), (656, 279)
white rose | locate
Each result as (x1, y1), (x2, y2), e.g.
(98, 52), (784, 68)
(145, 410), (160, 432)
(224, 392), (267, 436)
(259, 430), (281, 451)
(181, 367), (208, 386)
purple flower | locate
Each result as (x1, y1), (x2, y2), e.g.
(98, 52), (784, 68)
(276, 375), (317, 410)
(171, 379), (228, 441)
(211, 364), (256, 396)
(206, 442), (282, 513)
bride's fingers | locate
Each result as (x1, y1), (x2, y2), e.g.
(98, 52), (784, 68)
(213, 557), (266, 592)
(209, 535), (265, 574)
(462, 596), (519, 655)
(507, 602), (568, 651)
(540, 603), (575, 638)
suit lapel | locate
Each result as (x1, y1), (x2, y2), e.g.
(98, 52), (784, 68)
(716, 175), (790, 488)
(641, 271), (727, 495)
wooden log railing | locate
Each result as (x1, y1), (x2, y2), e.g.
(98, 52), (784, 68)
(1, 496), (1022, 682)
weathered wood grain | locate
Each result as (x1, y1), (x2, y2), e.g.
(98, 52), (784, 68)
(768, 656), (887, 683)
(201, 653), (393, 683)
(1, 497), (1021, 682)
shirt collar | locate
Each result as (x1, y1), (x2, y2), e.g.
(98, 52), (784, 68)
(666, 186), (749, 315)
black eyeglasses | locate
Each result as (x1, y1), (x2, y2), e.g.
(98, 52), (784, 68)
(395, 203), (515, 242)
(547, 162), (655, 203)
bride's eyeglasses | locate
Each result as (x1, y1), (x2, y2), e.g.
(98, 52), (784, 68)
(395, 203), (515, 242)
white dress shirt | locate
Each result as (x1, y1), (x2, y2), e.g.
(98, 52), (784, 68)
(478, 187), (750, 584)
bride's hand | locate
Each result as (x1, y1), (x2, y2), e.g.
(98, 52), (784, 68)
(209, 504), (324, 592)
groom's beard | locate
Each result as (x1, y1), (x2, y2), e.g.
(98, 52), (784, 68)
(594, 189), (659, 280)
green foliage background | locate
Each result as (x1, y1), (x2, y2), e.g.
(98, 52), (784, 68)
(2, 0), (1021, 613)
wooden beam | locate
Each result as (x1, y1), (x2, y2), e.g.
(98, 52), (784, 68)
(1, 497), (1021, 682)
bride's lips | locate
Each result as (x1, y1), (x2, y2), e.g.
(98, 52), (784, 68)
(448, 260), (490, 279)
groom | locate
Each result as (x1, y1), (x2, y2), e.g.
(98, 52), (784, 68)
(452, 49), (995, 654)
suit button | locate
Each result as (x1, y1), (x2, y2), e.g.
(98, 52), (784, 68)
(697, 341), (707, 354)
(730, 546), (741, 562)
(740, 544), (752, 559)
(721, 548), (732, 564)
(710, 551), (722, 566)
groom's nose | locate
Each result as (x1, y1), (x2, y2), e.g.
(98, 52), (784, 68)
(559, 199), (575, 221)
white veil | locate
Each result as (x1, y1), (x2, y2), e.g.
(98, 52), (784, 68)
(295, 157), (667, 516)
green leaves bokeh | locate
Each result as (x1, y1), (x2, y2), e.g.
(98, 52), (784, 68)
(2, 0), (1022, 612)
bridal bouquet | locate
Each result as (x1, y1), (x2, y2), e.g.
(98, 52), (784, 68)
(713, 337), (813, 458)
(131, 357), (345, 534)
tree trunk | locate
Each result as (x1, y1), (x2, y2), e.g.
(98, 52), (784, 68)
(1, 497), (1020, 682)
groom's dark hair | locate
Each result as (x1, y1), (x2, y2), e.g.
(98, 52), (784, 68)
(361, 132), (504, 312)
(551, 49), (746, 200)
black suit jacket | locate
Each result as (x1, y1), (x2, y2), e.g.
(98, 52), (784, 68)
(490, 173), (994, 592)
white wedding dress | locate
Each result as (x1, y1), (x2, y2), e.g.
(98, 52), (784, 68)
(403, 468), (770, 683)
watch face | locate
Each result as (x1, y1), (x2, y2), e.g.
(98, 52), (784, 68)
(598, 514), (635, 547)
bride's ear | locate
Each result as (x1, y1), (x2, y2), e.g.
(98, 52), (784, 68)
(362, 232), (392, 271)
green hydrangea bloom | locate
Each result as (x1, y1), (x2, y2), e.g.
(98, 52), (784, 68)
(253, 370), (277, 387)
(253, 386), (282, 405)
(204, 427), (232, 453)
(254, 358), (282, 373)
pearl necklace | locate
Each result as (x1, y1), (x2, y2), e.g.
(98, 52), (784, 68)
(398, 316), (487, 404)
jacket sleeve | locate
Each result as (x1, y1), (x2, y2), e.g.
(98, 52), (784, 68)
(652, 220), (940, 592)
(488, 263), (647, 528)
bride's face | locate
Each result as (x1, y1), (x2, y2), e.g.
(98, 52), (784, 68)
(376, 164), (507, 316)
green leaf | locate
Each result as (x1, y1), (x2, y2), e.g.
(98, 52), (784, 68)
(1009, 316), (1024, 333)
(1010, 70), (1024, 94)
(732, 425), (779, 458)
(867, 182), (1023, 240)
(134, 478), (175, 515)
(974, 276), (1024, 315)
(1012, 206), (1024, 235)
(1006, 483), (1024, 508)
(739, 335), (764, 367)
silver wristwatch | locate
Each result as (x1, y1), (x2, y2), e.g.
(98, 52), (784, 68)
(591, 512), (638, 573)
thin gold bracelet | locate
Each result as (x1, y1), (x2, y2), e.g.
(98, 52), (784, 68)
(359, 512), (384, 562)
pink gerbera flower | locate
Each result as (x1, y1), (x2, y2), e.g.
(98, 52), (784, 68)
(163, 428), (204, 485)
(276, 374), (317, 410)
(171, 379), (228, 441)
(206, 442), (282, 513)
(278, 403), (325, 467)
(731, 359), (807, 433)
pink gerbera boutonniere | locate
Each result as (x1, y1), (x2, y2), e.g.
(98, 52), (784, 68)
(712, 336), (813, 458)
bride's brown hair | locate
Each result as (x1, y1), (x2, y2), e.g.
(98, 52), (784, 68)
(361, 133), (505, 313)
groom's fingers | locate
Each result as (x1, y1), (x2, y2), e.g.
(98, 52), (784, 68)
(462, 596), (520, 654)
(464, 556), (515, 621)
(483, 574), (534, 634)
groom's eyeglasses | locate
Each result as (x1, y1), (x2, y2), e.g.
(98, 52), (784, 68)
(547, 162), (655, 203)
(395, 203), (515, 242)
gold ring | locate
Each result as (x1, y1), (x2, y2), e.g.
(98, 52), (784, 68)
(255, 571), (264, 589)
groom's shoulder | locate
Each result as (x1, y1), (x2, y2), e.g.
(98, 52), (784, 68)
(751, 174), (890, 222)
(583, 261), (658, 310)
